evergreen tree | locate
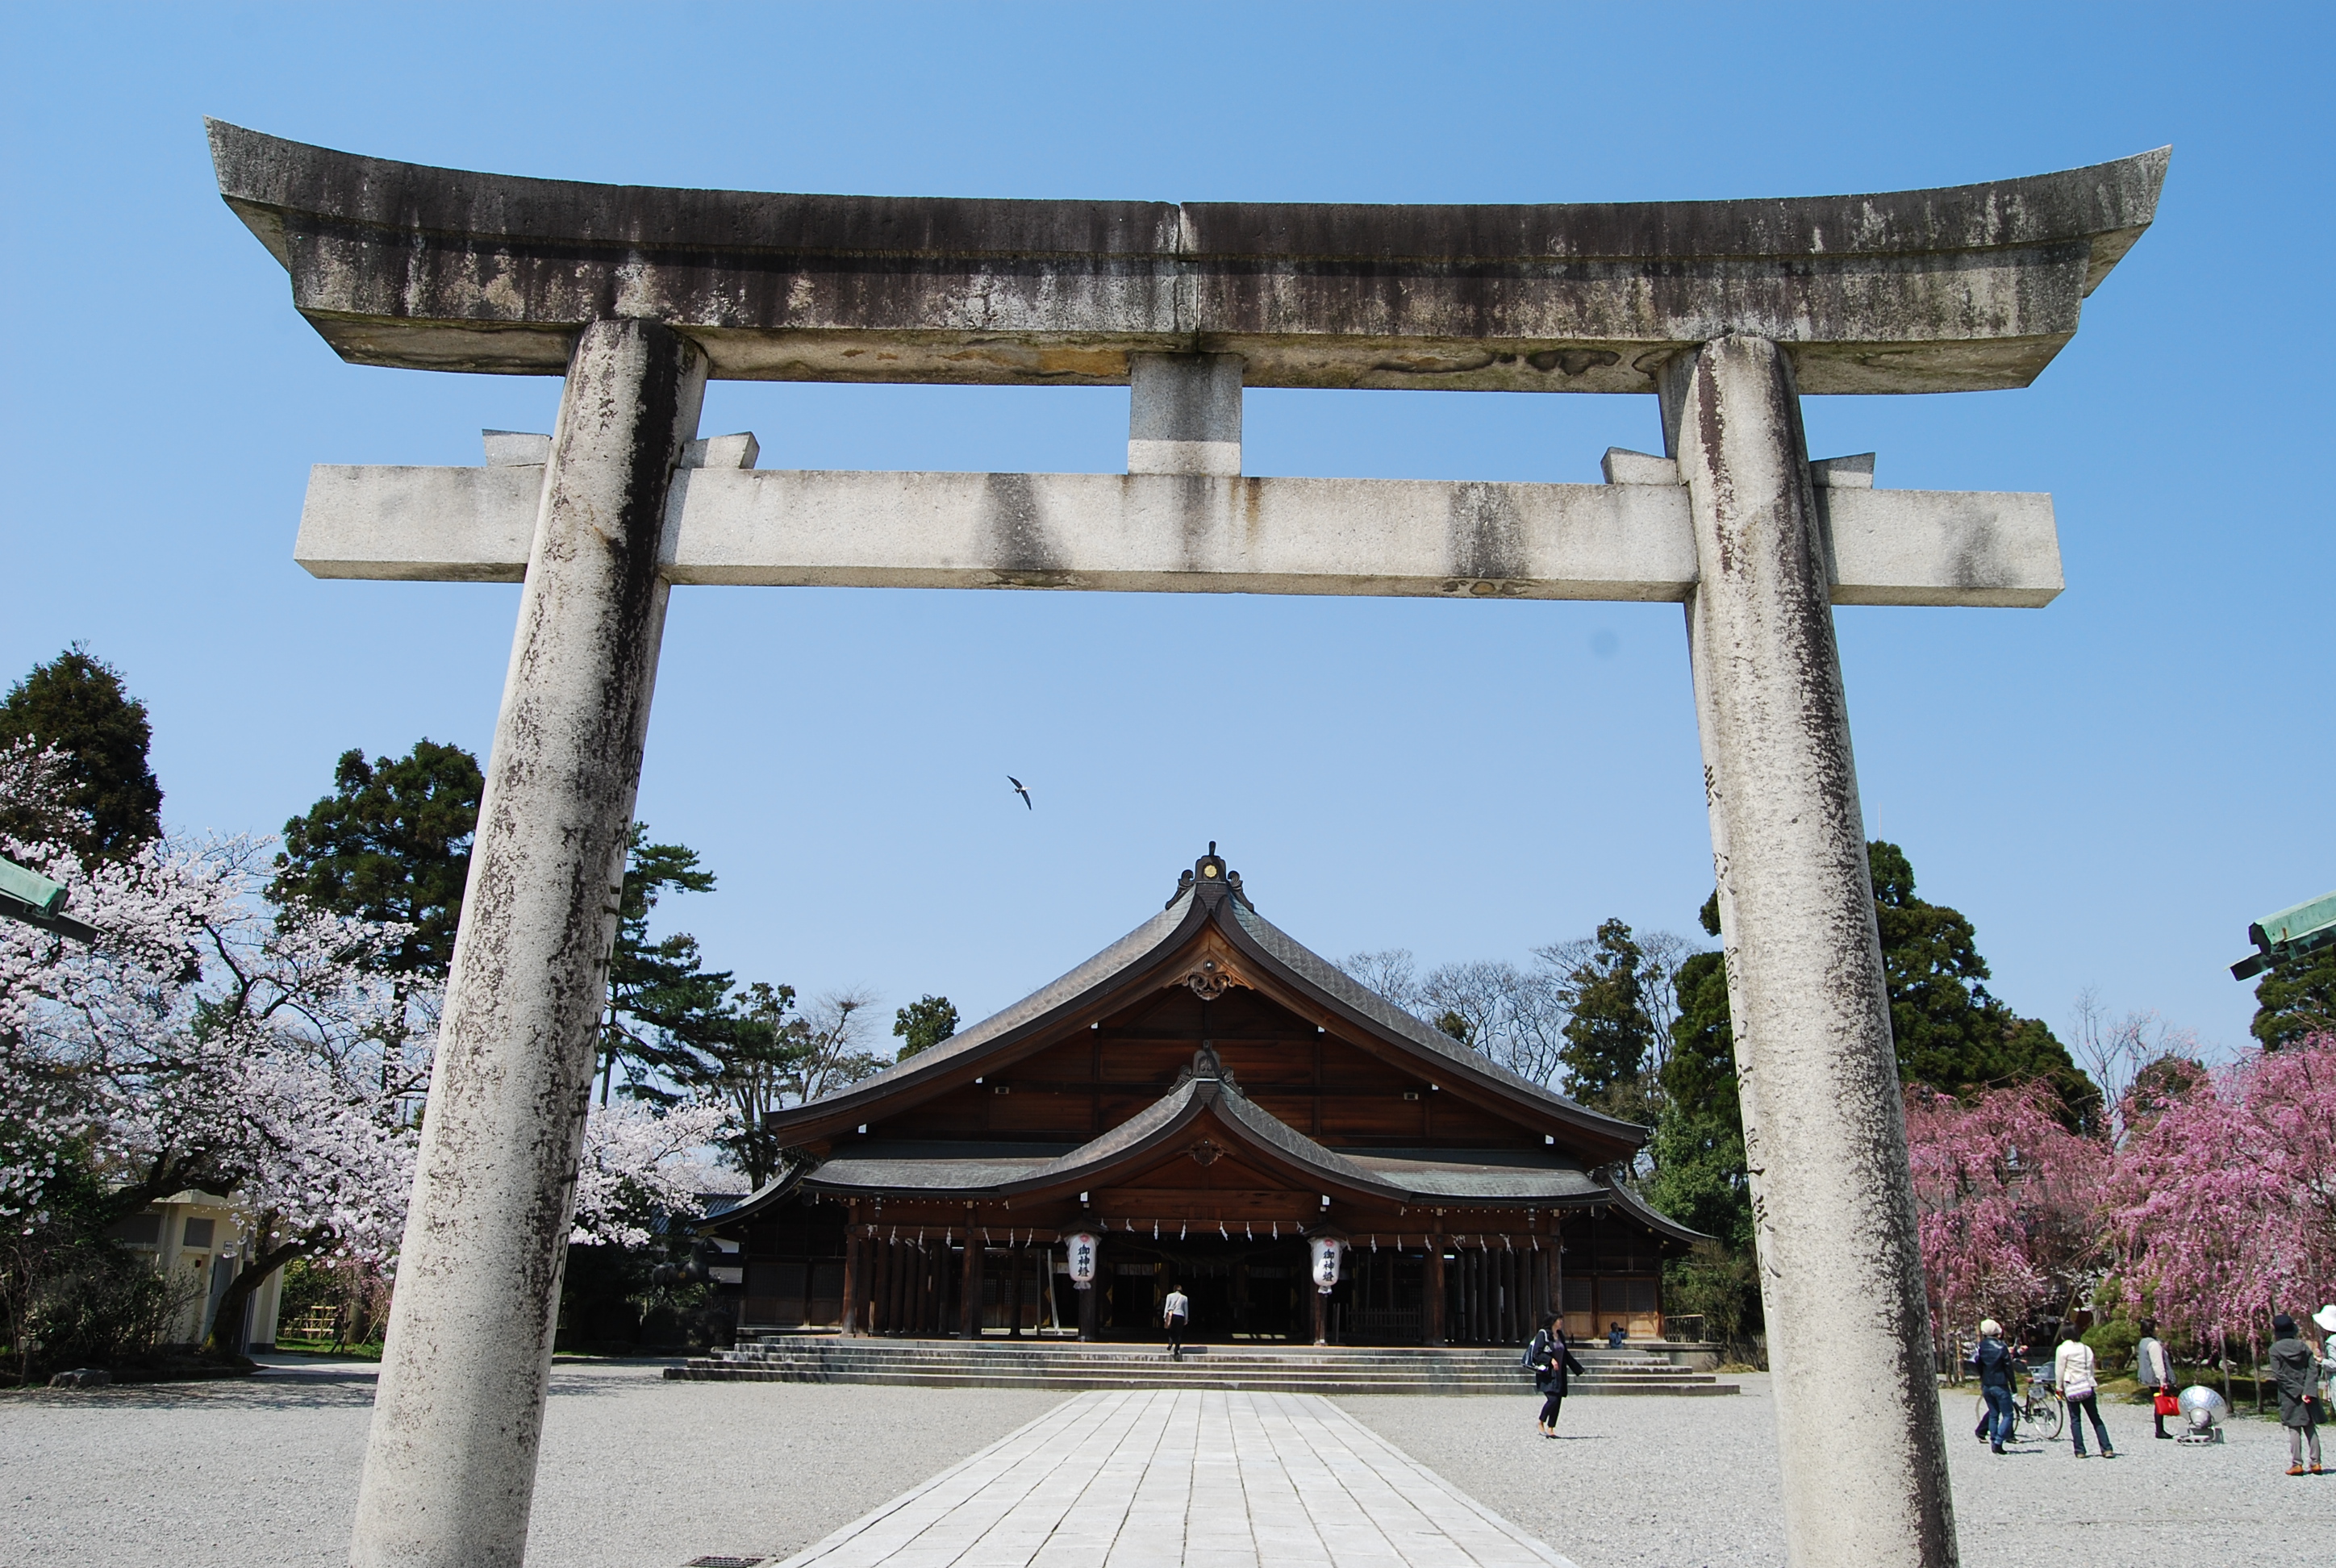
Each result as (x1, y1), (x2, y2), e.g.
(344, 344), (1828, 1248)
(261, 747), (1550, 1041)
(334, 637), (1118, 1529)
(269, 740), (484, 977)
(1644, 945), (1752, 1249)
(1867, 842), (2097, 1124)
(686, 981), (801, 1187)
(2250, 944), (2336, 1049)
(0, 647), (163, 862)
(892, 995), (959, 1059)
(595, 825), (732, 1105)
(1556, 918), (1656, 1117)
(1643, 894), (1762, 1337)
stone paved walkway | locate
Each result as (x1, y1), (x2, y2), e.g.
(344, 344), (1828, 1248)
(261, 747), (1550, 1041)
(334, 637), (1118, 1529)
(774, 1389), (1575, 1568)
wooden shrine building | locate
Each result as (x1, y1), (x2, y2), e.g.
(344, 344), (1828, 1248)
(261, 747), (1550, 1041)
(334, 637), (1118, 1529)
(703, 848), (1699, 1346)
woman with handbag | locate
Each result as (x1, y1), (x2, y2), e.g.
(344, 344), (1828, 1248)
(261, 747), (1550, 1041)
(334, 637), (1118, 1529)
(2136, 1318), (2178, 1440)
(2054, 1327), (2116, 1458)
(2270, 1312), (2325, 1475)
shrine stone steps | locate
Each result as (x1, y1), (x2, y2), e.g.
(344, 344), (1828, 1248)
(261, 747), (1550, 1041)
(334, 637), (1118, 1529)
(665, 1338), (1737, 1396)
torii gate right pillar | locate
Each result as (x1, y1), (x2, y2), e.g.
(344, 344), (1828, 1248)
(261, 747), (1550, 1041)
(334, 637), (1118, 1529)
(1672, 335), (1955, 1567)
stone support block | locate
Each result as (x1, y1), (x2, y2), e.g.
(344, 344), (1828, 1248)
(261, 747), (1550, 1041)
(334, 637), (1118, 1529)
(1128, 352), (1242, 475)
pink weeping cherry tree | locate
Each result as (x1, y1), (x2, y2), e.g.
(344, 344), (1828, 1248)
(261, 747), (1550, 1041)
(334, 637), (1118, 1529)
(1903, 1082), (2109, 1365)
(2104, 1034), (2336, 1357)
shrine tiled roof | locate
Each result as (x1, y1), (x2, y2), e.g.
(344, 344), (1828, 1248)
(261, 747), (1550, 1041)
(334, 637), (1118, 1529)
(757, 847), (1646, 1161)
(776, 1065), (1676, 1222)
(1224, 897), (1637, 1136)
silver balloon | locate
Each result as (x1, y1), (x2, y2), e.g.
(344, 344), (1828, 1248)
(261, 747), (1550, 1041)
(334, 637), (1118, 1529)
(2177, 1385), (2227, 1429)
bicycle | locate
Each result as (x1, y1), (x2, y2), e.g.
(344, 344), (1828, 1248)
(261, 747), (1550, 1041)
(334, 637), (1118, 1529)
(1971, 1366), (2062, 1443)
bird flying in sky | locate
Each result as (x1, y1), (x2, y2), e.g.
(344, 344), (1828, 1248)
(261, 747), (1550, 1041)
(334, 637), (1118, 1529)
(1007, 776), (1032, 810)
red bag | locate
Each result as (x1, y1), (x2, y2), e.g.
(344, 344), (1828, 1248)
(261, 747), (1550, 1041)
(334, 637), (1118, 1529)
(2154, 1392), (2180, 1416)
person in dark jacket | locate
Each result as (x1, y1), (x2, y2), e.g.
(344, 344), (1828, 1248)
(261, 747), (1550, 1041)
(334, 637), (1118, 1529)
(2135, 1317), (2176, 1440)
(1525, 1315), (1587, 1437)
(2270, 1312), (2325, 1475)
(1969, 1319), (2019, 1454)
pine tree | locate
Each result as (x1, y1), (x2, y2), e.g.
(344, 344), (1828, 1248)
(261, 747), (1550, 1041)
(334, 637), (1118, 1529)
(269, 740), (484, 977)
(2250, 945), (2336, 1049)
(595, 825), (732, 1105)
(892, 995), (960, 1059)
(0, 647), (164, 862)
(1556, 918), (1655, 1116)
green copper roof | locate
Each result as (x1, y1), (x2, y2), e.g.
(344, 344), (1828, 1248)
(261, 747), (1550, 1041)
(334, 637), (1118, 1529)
(0, 856), (66, 916)
(2256, 890), (2336, 949)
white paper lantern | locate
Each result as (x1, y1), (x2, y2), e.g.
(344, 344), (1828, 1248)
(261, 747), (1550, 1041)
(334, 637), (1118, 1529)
(1308, 1232), (1346, 1292)
(1065, 1230), (1101, 1287)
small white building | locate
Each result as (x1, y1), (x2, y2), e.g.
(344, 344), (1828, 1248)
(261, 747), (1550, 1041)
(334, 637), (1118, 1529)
(111, 1191), (284, 1349)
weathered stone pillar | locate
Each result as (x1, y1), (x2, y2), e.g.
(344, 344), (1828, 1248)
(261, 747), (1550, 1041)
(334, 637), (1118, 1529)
(349, 318), (706, 1568)
(1669, 334), (1956, 1568)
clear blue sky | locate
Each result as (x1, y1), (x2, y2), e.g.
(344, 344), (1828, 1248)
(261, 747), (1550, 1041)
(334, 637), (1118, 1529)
(2, 3), (2326, 1058)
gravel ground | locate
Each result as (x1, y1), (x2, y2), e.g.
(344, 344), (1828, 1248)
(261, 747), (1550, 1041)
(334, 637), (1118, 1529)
(1341, 1373), (2336, 1568)
(0, 1357), (1065, 1567)
(6, 1362), (2331, 1568)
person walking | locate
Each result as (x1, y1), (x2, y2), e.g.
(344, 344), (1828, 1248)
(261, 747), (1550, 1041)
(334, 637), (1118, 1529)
(1162, 1283), (1190, 1361)
(2314, 1305), (2336, 1383)
(1525, 1314), (1586, 1438)
(2270, 1312), (2325, 1475)
(2056, 1326), (2116, 1458)
(1971, 1320), (2019, 1453)
(2136, 1317), (2177, 1440)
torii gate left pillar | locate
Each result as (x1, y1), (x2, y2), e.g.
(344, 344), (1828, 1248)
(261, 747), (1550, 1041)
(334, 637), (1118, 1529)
(208, 121), (2163, 1568)
(350, 319), (704, 1565)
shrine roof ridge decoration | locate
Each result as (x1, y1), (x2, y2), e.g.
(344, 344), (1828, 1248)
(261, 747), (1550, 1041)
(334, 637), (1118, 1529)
(207, 121), (2167, 395)
(755, 847), (1644, 1155)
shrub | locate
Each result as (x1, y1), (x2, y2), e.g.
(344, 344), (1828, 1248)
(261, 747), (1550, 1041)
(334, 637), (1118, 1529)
(2083, 1315), (2138, 1375)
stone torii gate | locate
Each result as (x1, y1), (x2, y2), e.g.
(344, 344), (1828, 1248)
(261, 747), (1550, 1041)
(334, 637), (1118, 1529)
(208, 123), (2163, 1568)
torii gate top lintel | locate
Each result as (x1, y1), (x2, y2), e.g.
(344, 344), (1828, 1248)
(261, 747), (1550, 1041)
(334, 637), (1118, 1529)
(206, 119), (2165, 395)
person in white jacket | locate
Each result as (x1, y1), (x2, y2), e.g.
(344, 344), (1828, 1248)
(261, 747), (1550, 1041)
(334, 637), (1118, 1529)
(2056, 1326), (2117, 1458)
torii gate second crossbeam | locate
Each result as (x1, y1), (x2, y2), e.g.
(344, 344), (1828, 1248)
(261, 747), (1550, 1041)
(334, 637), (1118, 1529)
(208, 121), (2165, 1568)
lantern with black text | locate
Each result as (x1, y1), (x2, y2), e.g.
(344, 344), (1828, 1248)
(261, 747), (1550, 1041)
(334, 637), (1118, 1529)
(1065, 1230), (1101, 1288)
(1308, 1231), (1346, 1292)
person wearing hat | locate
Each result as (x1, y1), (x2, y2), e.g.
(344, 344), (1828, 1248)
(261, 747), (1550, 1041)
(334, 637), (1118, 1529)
(1970, 1319), (2018, 1453)
(2269, 1312), (2325, 1475)
(2314, 1305), (2336, 1380)
(2135, 1317), (2176, 1440)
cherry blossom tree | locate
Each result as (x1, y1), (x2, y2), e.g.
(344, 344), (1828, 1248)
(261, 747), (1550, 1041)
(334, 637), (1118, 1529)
(6, 762), (723, 1358)
(1903, 1081), (2109, 1362)
(571, 1098), (732, 1249)
(2105, 1033), (2336, 1355)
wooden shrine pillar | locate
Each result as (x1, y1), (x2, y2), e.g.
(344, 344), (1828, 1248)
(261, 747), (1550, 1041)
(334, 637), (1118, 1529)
(1550, 1215), (1566, 1337)
(959, 1213), (983, 1340)
(839, 1214), (864, 1336)
(1007, 1242), (1025, 1338)
(1425, 1225), (1446, 1346)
